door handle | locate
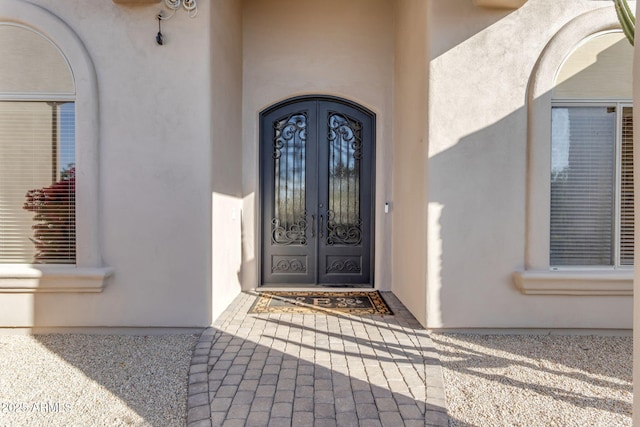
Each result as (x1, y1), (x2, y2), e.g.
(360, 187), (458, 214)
(311, 215), (315, 238)
(319, 214), (323, 238)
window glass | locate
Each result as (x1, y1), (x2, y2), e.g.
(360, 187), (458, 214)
(550, 105), (633, 267)
(0, 101), (75, 263)
(0, 23), (76, 265)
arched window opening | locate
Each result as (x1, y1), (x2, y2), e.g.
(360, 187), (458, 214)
(0, 0), (110, 293)
(0, 23), (76, 264)
(550, 31), (633, 268)
(516, 8), (634, 295)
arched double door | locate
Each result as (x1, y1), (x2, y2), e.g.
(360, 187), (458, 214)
(260, 96), (375, 286)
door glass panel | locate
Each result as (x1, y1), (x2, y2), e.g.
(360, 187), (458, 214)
(272, 113), (307, 245)
(327, 113), (362, 246)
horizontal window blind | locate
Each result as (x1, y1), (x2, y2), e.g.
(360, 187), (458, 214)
(0, 101), (75, 264)
(550, 107), (616, 266)
(620, 106), (634, 266)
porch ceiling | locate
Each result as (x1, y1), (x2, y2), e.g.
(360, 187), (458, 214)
(473, 0), (528, 8)
(111, 0), (528, 8)
(112, 0), (160, 4)
(111, 0), (527, 9)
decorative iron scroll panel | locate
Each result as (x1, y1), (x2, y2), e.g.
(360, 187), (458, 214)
(261, 97), (374, 286)
(272, 113), (308, 246)
(327, 113), (362, 247)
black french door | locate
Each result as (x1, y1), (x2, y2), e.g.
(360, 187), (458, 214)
(260, 96), (375, 286)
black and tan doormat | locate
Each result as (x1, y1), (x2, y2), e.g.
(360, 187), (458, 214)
(248, 291), (393, 315)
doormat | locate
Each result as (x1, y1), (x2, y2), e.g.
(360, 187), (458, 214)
(248, 291), (393, 315)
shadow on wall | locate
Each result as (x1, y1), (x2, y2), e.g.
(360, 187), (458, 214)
(429, 105), (527, 327)
(421, 0), (533, 328)
(429, 34), (632, 327)
(428, 0), (516, 59)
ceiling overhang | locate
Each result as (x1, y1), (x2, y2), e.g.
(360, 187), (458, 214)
(473, 0), (528, 8)
(112, 0), (159, 4)
(112, 0), (528, 9)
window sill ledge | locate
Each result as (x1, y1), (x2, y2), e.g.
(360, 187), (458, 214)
(0, 266), (113, 293)
(513, 270), (633, 296)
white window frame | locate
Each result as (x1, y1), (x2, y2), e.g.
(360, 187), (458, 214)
(513, 7), (633, 295)
(0, 96), (76, 264)
(550, 100), (633, 270)
(0, 1), (112, 293)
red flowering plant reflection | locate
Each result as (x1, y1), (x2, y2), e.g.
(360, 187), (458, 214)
(23, 167), (76, 263)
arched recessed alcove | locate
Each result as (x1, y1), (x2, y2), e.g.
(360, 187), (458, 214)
(515, 7), (633, 295)
(0, 0), (111, 293)
(258, 95), (376, 287)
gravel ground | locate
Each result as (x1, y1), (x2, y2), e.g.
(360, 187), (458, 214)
(432, 334), (632, 427)
(0, 334), (198, 427)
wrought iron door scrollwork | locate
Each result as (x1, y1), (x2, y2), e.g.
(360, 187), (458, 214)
(326, 111), (363, 247)
(261, 97), (374, 285)
(271, 112), (308, 246)
(327, 259), (361, 273)
(328, 113), (362, 160)
(272, 215), (308, 245)
(273, 113), (307, 159)
(272, 258), (306, 272)
(326, 210), (362, 246)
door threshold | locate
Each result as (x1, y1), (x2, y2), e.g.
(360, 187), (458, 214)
(255, 286), (376, 292)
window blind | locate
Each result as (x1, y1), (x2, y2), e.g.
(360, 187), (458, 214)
(550, 107), (616, 266)
(620, 106), (634, 266)
(0, 101), (75, 264)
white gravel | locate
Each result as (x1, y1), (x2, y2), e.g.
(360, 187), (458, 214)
(0, 333), (198, 427)
(432, 333), (632, 427)
(1, 331), (631, 427)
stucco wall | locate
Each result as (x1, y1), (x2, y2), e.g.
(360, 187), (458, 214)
(392, 0), (429, 326)
(1, 0), (634, 330)
(0, 0), (214, 328)
(241, 0), (395, 290)
(210, 0), (243, 321)
(426, 0), (632, 329)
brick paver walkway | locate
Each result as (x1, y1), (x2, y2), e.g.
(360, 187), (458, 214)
(187, 292), (448, 427)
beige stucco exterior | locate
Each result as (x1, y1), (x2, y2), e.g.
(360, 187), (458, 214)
(392, 0), (429, 326)
(241, 0), (395, 292)
(210, 0), (243, 324)
(0, 0), (634, 332)
(0, 0), (212, 327)
(425, 0), (632, 329)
